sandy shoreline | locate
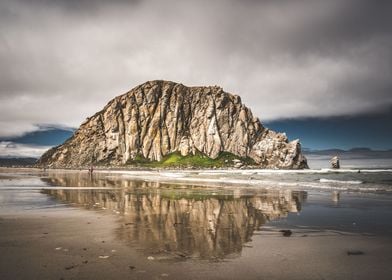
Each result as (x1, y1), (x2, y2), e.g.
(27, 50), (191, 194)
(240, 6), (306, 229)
(1, 208), (392, 280)
(1, 168), (392, 279)
(0, 209), (193, 280)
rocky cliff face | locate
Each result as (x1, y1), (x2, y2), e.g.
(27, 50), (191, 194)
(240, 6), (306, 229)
(38, 80), (307, 168)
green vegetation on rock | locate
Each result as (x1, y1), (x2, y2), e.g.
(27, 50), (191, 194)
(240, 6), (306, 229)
(126, 151), (255, 168)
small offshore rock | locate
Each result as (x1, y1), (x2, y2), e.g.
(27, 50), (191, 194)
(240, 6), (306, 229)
(331, 156), (340, 169)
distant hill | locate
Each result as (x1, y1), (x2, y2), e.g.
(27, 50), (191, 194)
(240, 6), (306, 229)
(304, 149), (345, 155)
(0, 126), (74, 146)
(347, 147), (372, 153)
(304, 148), (392, 159)
(0, 157), (37, 167)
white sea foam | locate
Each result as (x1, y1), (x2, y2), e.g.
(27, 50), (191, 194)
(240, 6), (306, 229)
(308, 184), (391, 192)
(319, 178), (363, 184)
(161, 172), (185, 178)
(94, 168), (392, 178)
(116, 171), (392, 193)
(0, 186), (121, 190)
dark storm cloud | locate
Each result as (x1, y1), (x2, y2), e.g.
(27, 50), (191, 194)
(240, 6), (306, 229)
(0, 0), (391, 137)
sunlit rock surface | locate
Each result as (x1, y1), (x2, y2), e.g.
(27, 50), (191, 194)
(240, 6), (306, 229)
(38, 80), (307, 169)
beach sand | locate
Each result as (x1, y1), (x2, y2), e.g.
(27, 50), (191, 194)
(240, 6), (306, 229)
(1, 168), (392, 279)
(1, 209), (391, 280)
(0, 210), (191, 280)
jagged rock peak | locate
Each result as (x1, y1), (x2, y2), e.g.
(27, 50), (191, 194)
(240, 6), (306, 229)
(38, 80), (308, 169)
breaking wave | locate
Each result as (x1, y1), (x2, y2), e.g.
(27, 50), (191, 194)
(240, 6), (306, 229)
(319, 178), (363, 184)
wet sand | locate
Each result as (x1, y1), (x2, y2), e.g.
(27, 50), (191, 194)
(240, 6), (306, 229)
(1, 210), (392, 280)
(1, 168), (392, 279)
(0, 210), (193, 280)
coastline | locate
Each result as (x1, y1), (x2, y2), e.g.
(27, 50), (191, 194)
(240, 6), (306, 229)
(1, 167), (392, 279)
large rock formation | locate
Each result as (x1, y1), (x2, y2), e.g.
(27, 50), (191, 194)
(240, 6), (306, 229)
(38, 80), (307, 168)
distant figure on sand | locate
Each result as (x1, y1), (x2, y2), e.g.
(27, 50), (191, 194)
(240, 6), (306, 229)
(88, 165), (94, 174)
(332, 191), (340, 203)
(330, 156), (340, 169)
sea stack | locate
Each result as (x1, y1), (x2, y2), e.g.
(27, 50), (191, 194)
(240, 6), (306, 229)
(331, 156), (340, 169)
(37, 80), (308, 169)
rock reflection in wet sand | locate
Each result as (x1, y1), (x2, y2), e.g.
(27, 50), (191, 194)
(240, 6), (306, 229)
(41, 173), (307, 260)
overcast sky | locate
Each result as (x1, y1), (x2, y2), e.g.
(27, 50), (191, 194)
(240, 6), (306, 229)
(1, 0), (392, 138)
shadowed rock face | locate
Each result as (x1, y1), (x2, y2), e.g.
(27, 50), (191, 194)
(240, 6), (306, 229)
(38, 80), (307, 168)
(41, 173), (306, 259)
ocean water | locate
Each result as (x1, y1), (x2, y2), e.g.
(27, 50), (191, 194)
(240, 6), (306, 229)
(107, 165), (392, 194)
(306, 154), (392, 169)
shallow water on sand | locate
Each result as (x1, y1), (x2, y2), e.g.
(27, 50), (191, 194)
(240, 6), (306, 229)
(1, 168), (392, 279)
(2, 169), (392, 250)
